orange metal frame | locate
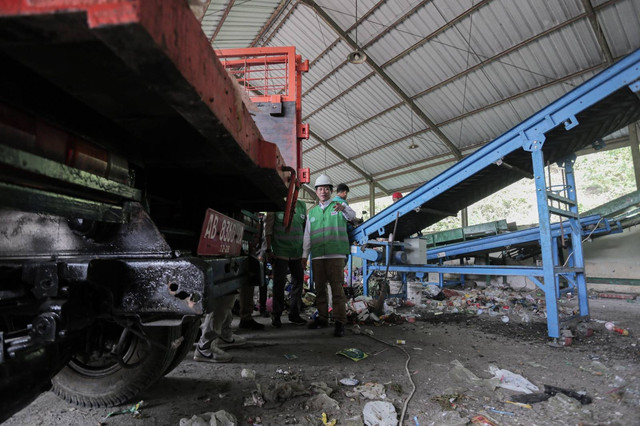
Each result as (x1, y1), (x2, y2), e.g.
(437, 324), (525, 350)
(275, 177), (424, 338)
(215, 46), (308, 103)
(217, 47), (311, 226)
(216, 46), (310, 151)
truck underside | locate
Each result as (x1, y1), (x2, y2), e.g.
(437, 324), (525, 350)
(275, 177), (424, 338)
(0, 0), (302, 420)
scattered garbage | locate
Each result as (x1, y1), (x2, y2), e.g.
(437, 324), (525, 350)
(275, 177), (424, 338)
(362, 401), (398, 426)
(322, 412), (337, 426)
(621, 377), (640, 407)
(344, 282), (559, 326)
(470, 415), (496, 425)
(352, 382), (386, 400)
(246, 416), (262, 426)
(510, 384), (592, 405)
(598, 292), (636, 300)
(243, 390), (266, 407)
(340, 377), (360, 386)
(105, 400), (144, 419)
(544, 384), (592, 404)
(259, 381), (307, 402)
(576, 322), (593, 337)
(337, 348), (369, 362)
(306, 393), (340, 412)
(431, 393), (465, 410)
(241, 368), (256, 379)
(302, 291), (316, 306)
(179, 410), (237, 426)
(546, 392), (582, 414)
(449, 359), (498, 391)
(484, 406), (514, 416)
(504, 400), (532, 409)
(351, 299), (368, 313)
(605, 321), (630, 336)
(488, 365), (539, 393)
(580, 360), (609, 376)
(284, 354), (298, 360)
(310, 382), (334, 396)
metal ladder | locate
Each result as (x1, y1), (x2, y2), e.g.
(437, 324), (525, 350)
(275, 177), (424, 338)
(528, 143), (589, 339)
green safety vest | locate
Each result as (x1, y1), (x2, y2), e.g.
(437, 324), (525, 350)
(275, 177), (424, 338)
(272, 200), (306, 258)
(332, 195), (348, 205)
(308, 201), (349, 258)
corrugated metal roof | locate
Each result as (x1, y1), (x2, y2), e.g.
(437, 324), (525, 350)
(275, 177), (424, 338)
(203, 0), (282, 49)
(202, 0), (640, 204)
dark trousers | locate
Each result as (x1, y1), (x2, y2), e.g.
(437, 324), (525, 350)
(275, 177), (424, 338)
(311, 258), (347, 323)
(272, 257), (304, 318)
(238, 284), (255, 320)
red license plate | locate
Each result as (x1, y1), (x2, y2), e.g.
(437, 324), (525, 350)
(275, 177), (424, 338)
(197, 209), (245, 256)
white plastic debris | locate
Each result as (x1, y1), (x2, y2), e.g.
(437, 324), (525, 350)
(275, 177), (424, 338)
(488, 365), (539, 393)
(340, 378), (360, 386)
(179, 410), (237, 426)
(354, 383), (386, 400)
(241, 368), (256, 379)
(362, 401), (398, 426)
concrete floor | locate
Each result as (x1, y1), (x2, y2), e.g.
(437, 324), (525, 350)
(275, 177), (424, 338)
(5, 293), (640, 426)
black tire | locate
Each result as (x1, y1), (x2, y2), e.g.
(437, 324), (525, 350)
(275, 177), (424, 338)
(163, 318), (201, 376)
(52, 325), (180, 408)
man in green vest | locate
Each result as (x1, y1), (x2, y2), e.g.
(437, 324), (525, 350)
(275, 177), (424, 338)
(333, 183), (349, 204)
(265, 199), (307, 327)
(303, 174), (356, 337)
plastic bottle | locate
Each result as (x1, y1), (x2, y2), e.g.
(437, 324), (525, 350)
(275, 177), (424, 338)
(605, 322), (629, 336)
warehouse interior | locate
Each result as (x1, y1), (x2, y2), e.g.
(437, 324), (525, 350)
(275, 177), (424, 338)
(1, 0), (640, 425)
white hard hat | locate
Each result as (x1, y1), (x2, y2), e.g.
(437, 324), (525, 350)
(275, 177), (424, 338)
(314, 174), (333, 188)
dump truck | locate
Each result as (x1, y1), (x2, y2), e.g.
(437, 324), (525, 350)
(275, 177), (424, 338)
(0, 0), (308, 420)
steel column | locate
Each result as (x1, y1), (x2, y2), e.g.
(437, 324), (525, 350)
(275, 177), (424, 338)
(564, 156), (589, 316)
(531, 143), (560, 338)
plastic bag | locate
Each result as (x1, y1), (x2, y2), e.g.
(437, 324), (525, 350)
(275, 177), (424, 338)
(488, 365), (539, 393)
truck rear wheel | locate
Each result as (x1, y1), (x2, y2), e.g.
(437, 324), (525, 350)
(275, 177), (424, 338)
(163, 318), (200, 376)
(52, 324), (181, 408)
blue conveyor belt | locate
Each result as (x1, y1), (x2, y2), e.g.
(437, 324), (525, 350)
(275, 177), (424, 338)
(425, 214), (618, 262)
(352, 49), (640, 244)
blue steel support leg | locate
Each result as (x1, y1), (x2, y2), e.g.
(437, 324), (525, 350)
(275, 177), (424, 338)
(363, 258), (370, 296)
(552, 236), (561, 292)
(402, 273), (407, 299)
(564, 156), (589, 316)
(347, 254), (353, 287)
(531, 145), (560, 338)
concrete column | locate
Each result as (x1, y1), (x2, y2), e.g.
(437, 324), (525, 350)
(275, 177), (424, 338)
(630, 122), (640, 190)
(461, 208), (468, 227)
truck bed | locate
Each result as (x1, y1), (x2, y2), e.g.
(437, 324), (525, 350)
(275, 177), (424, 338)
(0, 0), (289, 216)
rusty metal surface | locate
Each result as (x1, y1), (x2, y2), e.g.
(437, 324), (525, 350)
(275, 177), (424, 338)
(0, 0), (288, 212)
(0, 203), (171, 260)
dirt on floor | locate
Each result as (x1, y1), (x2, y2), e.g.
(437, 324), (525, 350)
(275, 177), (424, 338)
(4, 294), (640, 426)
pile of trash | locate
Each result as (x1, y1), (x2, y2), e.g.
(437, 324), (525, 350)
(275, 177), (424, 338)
(337, 281), (608, 326)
